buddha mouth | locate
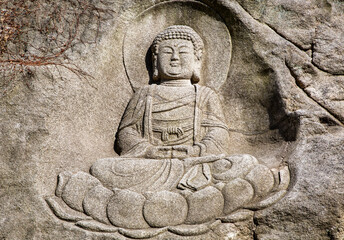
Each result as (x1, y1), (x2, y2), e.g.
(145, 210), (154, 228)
(170, 62), (180, 67)
(167, 67), (182, 74)
(168, 72), (181, 75)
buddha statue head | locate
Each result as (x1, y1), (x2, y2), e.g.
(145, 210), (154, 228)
(151, 25), (204, 84)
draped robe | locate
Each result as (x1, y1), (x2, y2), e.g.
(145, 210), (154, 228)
(91, 84), (230, 193)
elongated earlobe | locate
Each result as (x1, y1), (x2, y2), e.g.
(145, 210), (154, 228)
(191, 61), (201, 84)
(152, 55), (159, 81)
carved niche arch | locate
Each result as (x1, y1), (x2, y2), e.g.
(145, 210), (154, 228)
(123, 0), (232, 91)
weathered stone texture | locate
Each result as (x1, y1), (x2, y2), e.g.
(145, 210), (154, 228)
(255, 131), (344, 240)
(1, 0), (344, 239)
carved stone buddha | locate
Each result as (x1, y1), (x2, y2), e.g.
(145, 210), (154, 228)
(47, 25), (290, 235)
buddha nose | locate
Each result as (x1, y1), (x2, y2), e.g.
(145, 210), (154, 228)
(171, 51), (179, 61)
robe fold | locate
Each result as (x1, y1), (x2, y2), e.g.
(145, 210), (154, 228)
(115, 84), (229, 157)
(91, 84), (230, 192)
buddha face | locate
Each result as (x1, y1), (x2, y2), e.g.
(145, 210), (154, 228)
(157, 39), (197, 81)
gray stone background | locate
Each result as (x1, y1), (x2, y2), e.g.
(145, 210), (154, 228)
(1, 0), (343, 239)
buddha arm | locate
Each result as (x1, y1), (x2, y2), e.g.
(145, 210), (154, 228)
(115, 87), (173, 158)
(115, 87), (152, 157)
(117, 124), (173, 158)
(197, 91), (230, 156)
(116, 124), (151, 157)
(198, 126), (229, 156)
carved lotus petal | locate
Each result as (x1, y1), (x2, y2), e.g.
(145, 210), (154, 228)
(143, 191), (188, 227)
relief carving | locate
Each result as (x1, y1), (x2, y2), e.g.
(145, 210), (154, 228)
(46, 25), (290, 238)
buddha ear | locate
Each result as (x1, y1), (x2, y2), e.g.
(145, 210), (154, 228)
(152, 54), (159, 81)
(191, 58), (202, 84)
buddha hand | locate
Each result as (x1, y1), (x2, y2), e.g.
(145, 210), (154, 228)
(171, 145), (201, 159)
(144, 146), (172, 159)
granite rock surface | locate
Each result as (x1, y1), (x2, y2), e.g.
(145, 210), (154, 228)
(1, 0), (343, 239)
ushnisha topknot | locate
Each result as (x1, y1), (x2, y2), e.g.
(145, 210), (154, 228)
(152, 25), (204, 60)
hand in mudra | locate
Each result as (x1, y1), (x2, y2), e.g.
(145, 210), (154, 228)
(171, 145), (200, 159)
(144, 145), (200, 159)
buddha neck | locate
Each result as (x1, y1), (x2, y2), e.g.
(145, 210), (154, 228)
(159, 79), (192, 87)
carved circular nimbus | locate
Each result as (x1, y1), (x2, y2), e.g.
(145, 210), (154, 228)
(123, 1), (232, 91)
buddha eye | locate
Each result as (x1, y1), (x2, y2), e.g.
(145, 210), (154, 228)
(179, 47), (191, 54)
(161, 47), (173, 54)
